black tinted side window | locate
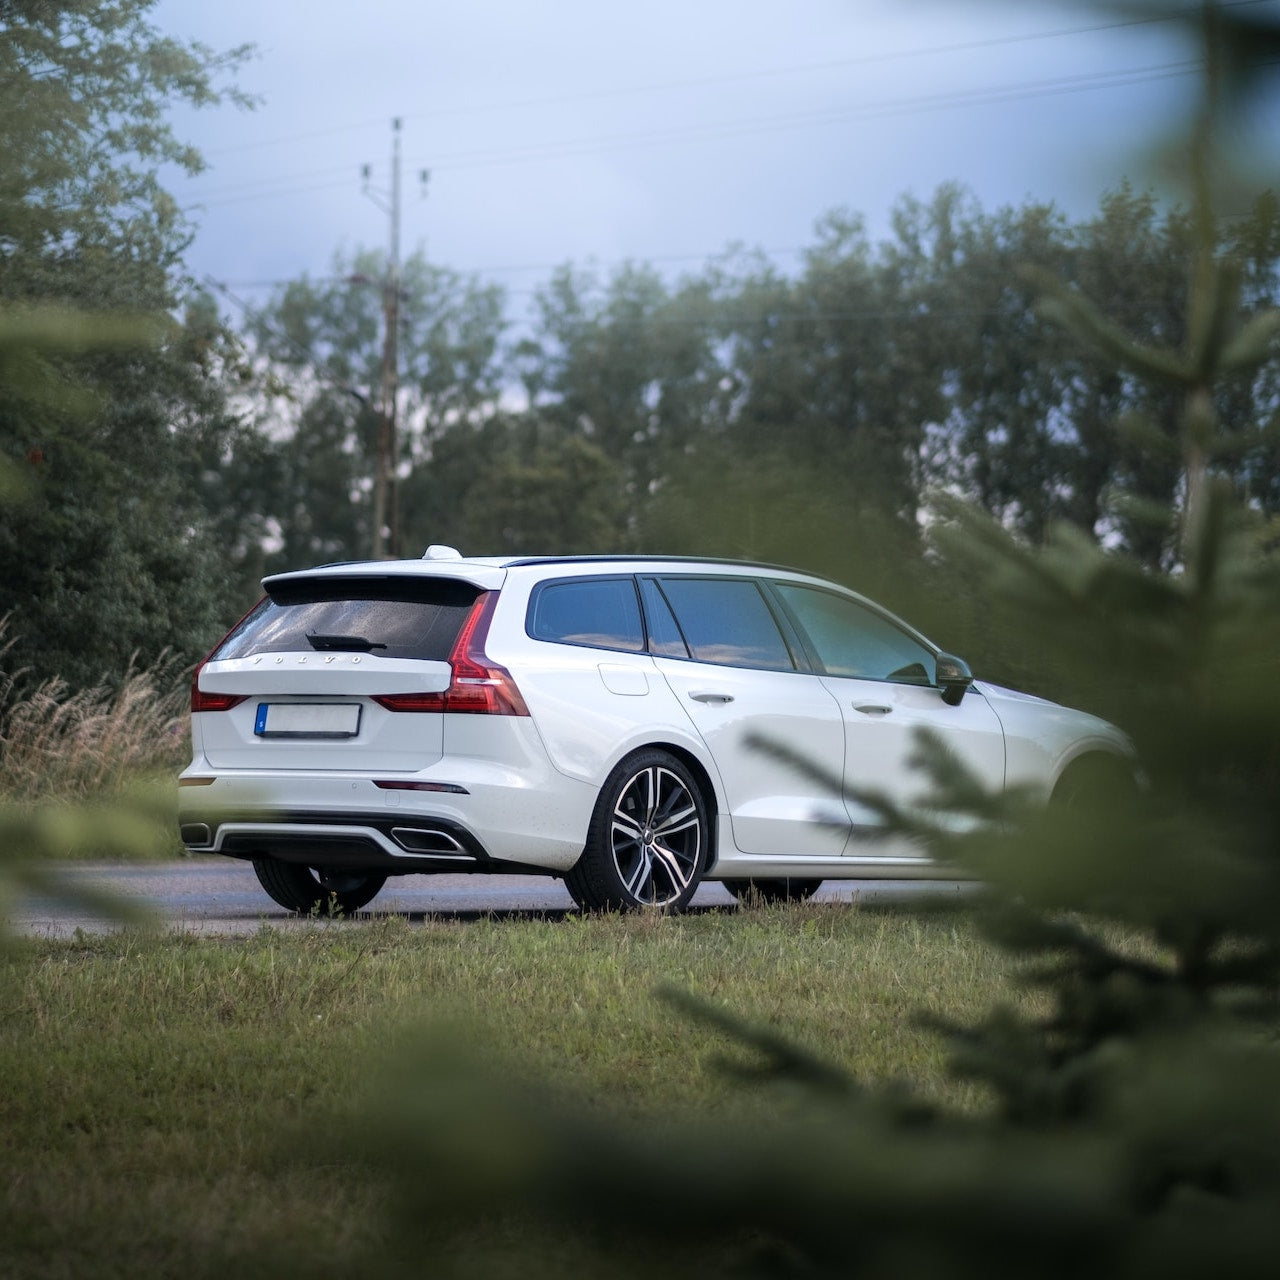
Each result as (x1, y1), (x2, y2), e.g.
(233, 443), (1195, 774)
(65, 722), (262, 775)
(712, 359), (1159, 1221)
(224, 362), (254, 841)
(657, 577), (795, 671)
(773, 583), (935, 685)
(528, 578), (645, 653)
(212, 576), (482, 662)
(638, 578), (689, 658)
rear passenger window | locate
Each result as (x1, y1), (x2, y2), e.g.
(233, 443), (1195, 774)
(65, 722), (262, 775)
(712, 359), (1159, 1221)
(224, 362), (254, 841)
(528, 578), (645, 652)
(656, 577), (795, 671)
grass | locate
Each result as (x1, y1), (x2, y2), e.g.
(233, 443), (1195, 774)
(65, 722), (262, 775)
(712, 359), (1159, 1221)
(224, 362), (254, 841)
(0, 645), (1030, 1273)
(0, 617), (189, 807)
(0, 901), (1028, 1278)
(0, 620), (190, 863)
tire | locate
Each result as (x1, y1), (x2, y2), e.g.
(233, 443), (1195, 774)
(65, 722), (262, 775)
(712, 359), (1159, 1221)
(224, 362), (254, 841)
(725, 878), (823, 905)
(565, 749), (708, 912)
(1051, 754), (1138, 813)
(252, 858), (387, 915)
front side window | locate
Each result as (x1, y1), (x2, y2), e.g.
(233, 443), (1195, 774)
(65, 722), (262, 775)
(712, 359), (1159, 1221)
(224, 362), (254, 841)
(772, 582), (935, 685)
(528, 577), (645, 652)
(655, 577), (795, 671)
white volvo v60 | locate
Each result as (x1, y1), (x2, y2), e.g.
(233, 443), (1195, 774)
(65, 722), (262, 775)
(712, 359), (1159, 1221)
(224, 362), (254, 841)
(179, 548), (1131, 913)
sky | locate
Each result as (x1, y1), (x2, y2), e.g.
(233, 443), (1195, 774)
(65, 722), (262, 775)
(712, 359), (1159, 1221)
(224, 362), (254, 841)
(150, 0), (1273, 319)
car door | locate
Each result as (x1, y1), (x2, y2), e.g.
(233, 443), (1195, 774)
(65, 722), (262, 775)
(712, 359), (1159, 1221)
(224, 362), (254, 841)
(767, 580), (1006, 849)
(641, 575), (850, 857)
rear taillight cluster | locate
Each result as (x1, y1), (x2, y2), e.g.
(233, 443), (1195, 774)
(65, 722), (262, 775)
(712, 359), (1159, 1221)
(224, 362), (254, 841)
(373, 591), (529, 717)
(190, 673), (247, 713)
(190, 596), (264, 713)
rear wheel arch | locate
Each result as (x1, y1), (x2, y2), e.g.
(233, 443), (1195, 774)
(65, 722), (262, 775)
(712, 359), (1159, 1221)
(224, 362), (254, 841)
(642, 740), (720, 842)
(565, 745), (713, 912)
(590, 739), (721, 859)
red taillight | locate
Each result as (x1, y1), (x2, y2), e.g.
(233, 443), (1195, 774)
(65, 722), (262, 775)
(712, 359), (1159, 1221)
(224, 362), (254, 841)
(373, 591), (530, 717)
(190, 597), (265, 713)
(190, 662), (248, 713)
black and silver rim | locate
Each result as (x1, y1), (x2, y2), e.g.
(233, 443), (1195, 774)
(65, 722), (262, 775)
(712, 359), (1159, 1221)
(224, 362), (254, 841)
(610, 764), (702, 906)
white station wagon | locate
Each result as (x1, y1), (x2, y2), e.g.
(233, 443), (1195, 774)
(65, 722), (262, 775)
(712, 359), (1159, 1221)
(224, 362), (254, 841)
(179, 548), (1131, 913)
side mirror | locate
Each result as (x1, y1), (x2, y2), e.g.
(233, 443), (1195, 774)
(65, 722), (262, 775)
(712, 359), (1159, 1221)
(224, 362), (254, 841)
(935, 653), (974, 706)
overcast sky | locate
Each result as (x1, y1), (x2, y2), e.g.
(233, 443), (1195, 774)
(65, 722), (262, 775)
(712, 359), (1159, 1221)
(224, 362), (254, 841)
(151, 0), (1270, 315)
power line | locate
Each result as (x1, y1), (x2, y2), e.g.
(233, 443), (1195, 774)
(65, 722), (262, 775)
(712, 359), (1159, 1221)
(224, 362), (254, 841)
(206, 245), (810, 291)
(205, 218), (1263, 302)
(421, 60), (1205, 175)
(204, 269), (1232, 332)
(195, 1), (1260, 159)
(182, 55), (1207, 211)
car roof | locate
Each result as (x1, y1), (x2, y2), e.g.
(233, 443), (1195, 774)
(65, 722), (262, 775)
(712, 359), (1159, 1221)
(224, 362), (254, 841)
(265, 552), (809, 587)
(261, 553), (942, 656)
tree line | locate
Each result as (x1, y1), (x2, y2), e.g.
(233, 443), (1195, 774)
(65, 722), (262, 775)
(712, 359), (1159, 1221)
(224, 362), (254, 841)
(228, 188), (1280, 571)
(3, 2), (1280, 701)
(170, 185), (1280, 706)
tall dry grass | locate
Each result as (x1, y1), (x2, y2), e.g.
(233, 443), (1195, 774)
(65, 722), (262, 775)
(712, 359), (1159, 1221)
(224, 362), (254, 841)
(0, 616), (189, 804)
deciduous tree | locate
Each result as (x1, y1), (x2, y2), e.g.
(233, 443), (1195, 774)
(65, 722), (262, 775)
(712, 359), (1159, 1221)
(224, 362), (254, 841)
(0, 0), (253, 686)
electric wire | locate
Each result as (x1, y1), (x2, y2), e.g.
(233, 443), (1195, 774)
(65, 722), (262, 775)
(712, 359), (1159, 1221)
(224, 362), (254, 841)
(193, 0), (1267, 159)
(181, 55), (1209, 211)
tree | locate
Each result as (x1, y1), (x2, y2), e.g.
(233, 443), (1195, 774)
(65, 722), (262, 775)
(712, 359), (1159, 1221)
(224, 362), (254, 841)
(518, 260), (727, 532)
(398, 414), (628, 555)
(0, 1), (254, 686)
(240, 247), (508, 567)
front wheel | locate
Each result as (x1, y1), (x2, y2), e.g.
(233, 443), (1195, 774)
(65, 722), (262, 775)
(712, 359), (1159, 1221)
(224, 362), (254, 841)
(252, 858), (386, 915)
(725, 878), (823, 905)
(565, 749), (708, 912)
(1051, 755), (1139, 813)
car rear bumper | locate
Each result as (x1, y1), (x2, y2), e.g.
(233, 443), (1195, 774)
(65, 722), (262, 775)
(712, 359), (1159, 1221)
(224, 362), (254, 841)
(177, 763), (595, 874)
(179, 807), (560, 876)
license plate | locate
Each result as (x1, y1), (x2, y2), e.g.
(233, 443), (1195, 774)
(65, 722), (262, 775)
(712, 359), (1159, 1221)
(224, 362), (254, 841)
(254, 703), (361, 738)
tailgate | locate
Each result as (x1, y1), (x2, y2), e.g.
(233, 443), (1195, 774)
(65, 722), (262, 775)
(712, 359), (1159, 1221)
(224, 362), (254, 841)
(198, 653), (450, 772)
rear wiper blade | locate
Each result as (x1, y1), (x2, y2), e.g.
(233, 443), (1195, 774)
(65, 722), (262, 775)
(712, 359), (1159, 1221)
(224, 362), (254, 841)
(304, 632), (388, 652)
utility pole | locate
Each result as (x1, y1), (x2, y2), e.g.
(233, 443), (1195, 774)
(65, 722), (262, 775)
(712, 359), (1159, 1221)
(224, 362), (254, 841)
(361, 118), (402, 559)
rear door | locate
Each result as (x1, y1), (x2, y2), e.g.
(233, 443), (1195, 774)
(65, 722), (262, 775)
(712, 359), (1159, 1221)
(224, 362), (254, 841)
(643, 575), (849, 857)
(197, 574), (484, 772)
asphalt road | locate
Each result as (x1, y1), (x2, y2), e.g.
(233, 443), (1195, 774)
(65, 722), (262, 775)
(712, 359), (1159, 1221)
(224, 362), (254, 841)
(5, 858), (973, 937)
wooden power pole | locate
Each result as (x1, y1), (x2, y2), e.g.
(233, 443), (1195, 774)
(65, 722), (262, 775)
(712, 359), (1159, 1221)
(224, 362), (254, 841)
(362, 118), (402, 559)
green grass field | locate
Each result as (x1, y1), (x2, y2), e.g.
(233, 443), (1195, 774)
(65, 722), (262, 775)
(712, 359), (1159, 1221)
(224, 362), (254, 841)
(0, 900), (1023, 1278)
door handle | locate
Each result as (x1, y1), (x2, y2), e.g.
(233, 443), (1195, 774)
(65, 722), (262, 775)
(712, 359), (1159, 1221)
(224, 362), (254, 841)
(853, 703), (892, 716)
(689, 691), (734, 704)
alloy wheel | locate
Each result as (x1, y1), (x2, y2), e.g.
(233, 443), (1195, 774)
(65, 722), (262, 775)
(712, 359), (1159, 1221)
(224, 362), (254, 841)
(609, 763), (702, 907)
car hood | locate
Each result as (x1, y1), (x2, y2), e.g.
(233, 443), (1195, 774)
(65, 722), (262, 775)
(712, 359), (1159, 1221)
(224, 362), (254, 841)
(973, 679), (1054, 707)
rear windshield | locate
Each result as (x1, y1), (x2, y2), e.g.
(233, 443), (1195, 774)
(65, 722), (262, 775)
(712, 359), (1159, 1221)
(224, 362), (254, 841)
(211, 576), (483, 662)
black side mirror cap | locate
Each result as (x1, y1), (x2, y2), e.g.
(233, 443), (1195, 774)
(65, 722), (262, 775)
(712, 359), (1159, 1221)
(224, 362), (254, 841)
(936, 653), (974, 706)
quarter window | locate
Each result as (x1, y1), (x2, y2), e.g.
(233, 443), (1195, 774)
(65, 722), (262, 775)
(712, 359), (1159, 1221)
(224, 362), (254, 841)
(638, 578), (689, 658)
(773, 583), (935, 685)
(655, 577), (795, 671)
(528, 578), (646, 652)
